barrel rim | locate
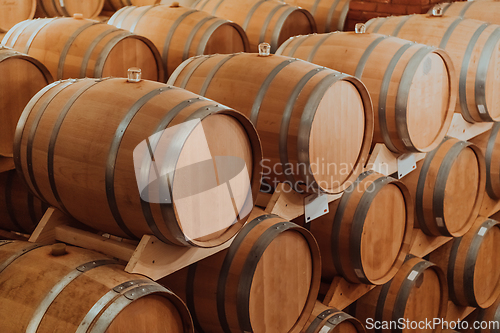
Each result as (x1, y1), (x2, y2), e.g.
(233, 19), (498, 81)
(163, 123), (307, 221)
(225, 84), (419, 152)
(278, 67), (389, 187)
(0, 0), (36, 33)
(274, 7), (317, 53)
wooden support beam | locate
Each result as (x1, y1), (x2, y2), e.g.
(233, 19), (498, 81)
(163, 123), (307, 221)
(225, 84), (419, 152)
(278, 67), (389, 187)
(446, 301), (476, 322)
(322, 277), (376, 310)
(410, 229), (452, 258)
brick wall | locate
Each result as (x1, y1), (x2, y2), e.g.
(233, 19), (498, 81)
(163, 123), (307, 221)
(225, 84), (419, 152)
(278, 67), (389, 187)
(345, 0), (465, 31)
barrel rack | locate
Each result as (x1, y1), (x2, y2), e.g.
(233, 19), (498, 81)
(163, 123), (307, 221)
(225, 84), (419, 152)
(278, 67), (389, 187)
(0, 113), (496, 322)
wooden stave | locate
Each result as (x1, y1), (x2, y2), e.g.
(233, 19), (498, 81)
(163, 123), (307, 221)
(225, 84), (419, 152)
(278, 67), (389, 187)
(160, 214), (322, 333)
(2, 17), (164, 82)
(302, 301), (366, 333)
(277, 31), (457, 154)
(108, 4), (250, 77)
(280, 0), (351, 33)
(471, 123), (500, 200)
(103, 0), (161, 12)
(0, 170), (48, 234)
(194, 0), (317, 53)
(0, 241), (193, 332)
(469, 297), (500, 333)
(405, 137), (486, 237)
(0, 0), (36, 33)
(36, 0), (105, 19)
(365, 15), (500, 124)
(429, 216), (500, 309)
(13, 77), (262, 247)
(0, 46), (53, 157)
(432, 1), (500, 26)
(349, 257), (448, 333)
(302, 170), (413, 285)
(168, 52), (374, 195)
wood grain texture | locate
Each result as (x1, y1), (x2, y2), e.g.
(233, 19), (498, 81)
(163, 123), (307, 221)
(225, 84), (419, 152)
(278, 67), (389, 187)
(35, 0), (104, 19)
(280, 0), (350, 32)
(104, 0), (161, 12)
(108, 4), (249, 77)
(295, 171), (413, 285)
(15, 78), (262, 247)
(277, 31), (456, 154)
(2, 17), (163, 82)
(366, 15), (500, 123)
(464, 297), (500, 333)
(429, 216), (500, 309)
(350, 257), (448, 333)
(0, 170), (47, 234)
(0, 0), (36, 32)
(401, 137), (485, 237)
(0, 241), (193, 333)
(160, 214), (321, 333)
(435, 1), (500, 26)
(168, 52), (373, 194)
(194, 0), (316, 52)
(0, 47), (53, 157)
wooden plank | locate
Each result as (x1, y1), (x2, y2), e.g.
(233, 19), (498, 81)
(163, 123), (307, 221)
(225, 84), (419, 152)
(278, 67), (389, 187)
(322, 276), (376, 310)
(125, 235), (234, 281)
(410, 229), (452, 258)
(55, 225), (136, 262)
(479, 193), (500, 218)
(447, 113), (493, 141)
(29, 207), (75, 244)
(0, 157), (14, 173)
(446, 301), (476, 322)
(0, 229), (29, 241)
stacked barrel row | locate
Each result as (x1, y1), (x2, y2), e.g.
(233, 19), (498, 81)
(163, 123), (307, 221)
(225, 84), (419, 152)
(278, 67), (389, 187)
(1, 0), (500, 332)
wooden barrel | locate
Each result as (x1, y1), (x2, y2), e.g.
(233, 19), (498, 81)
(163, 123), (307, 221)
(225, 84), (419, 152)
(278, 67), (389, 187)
(429, 216), (500, 309)
(402, 137), (485, 237)
(302, 301), (365, 333)
(35, 0), (104, 19)
(14, 77), (262, 247)
(350, 257), (448, 333)
(433, 1), (500, 26)
(0, 241), (193, 332)
(160, 213), (321, 333)
(280, 0), (350, 33)
(465, 297), (500, 333)
(104, 0), (161, 12)
(0, 170), (48, 234)
(2, 17), (164, 82)
(168, 52), (373, 194)
(297, 171), (413, 284)
(366, 15), (500, 123)
(277, 31), (456, 154)
(193, 0), (316, 52)
(471, 123), (500, 200)
(0, 0), (36, 33)
(108, 4), (249, 77)
(0, 46), (53, 157)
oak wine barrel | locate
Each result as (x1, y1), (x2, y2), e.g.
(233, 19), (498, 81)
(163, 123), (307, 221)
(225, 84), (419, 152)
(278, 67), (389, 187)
(108, 4), (249, 77)
(296, 171), (413, 284)
(0, 46), (53, 157)
(429, 216), (500, 309)
(103, 0), (161, 12)
(35, 0), (104, 19)
(433, 1), (500, 26)
(160, 213), (321, 333)
(302, 301), (365, 333)
(277, 30), (456, 153)
(168, 51), (373, 194)
(193, 0), (316, 52)
(0, 0), (36, 33)
(14, 76), (262, 247)
(366, 14), (500, 123)
(471, 123), (500, 200)
(401, 137), (485, 237)
(1, 16), (164, 82)
(349, 257), (448, 333)
(0, 241), (193, 332)
(0, 170), (48, 234)
(280, 0), (350, 33)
